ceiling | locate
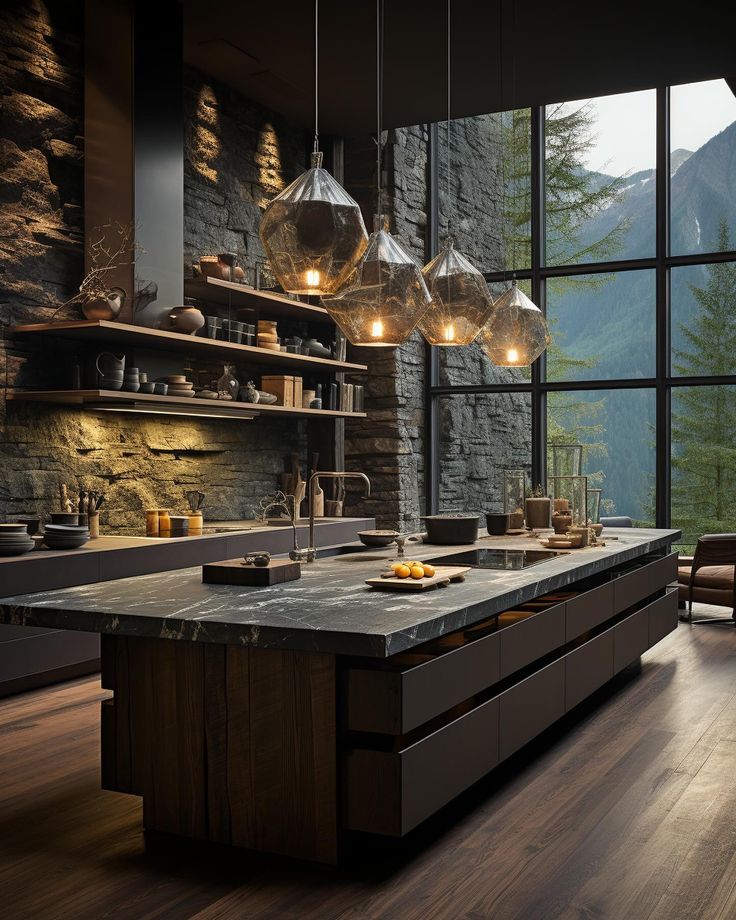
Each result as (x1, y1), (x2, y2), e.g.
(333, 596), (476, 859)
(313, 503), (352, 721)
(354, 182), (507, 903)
(183, 1), (736, 135)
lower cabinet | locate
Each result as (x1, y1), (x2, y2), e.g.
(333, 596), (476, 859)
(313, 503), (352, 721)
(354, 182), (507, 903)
(343, 583), (680, 839)
(344, 695), (500, 836)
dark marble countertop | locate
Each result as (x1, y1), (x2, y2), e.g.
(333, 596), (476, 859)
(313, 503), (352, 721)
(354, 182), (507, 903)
(0, 529), (680, 657)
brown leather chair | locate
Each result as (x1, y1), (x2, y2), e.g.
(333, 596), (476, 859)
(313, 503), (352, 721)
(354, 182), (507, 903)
(678, 534), (736, 626)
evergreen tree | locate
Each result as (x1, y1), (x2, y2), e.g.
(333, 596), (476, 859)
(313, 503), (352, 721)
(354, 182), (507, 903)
(671, 220), (736, 548)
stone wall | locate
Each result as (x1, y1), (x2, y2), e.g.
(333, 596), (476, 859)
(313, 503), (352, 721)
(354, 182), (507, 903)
(0, 1), (307, 532)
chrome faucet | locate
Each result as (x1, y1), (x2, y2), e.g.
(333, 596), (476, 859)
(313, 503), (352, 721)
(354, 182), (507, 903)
(298, 471), (371, 563)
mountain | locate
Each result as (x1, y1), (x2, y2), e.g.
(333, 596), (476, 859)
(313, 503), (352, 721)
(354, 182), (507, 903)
(549, 122), (736, 519)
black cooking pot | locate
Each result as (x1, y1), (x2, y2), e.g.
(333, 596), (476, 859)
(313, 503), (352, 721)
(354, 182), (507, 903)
(421, 513), (480, 544)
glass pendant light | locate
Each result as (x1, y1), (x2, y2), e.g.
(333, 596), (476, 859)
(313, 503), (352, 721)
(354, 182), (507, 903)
(322, 0), (431, 346)
(478, 280), (551, 366)
(258, 1), (368, 296)
(477, 0), (551, 367)
(419, 0), (494, 346)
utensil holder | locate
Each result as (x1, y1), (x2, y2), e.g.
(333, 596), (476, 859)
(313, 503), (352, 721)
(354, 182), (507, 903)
(88, 512), (100, 539)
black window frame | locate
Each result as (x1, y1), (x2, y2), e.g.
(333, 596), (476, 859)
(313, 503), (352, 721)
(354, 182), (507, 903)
(425, 85), (736, 526)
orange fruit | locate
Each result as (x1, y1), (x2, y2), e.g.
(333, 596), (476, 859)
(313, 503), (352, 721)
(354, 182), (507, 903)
(394, 564), (411, 579)
(410, 565), (425, 579)
(390, 562), (405, 573)
(422, 563), (436, 577)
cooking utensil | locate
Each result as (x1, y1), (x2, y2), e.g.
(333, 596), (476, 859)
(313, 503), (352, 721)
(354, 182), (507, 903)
(421, 513), (480, 545)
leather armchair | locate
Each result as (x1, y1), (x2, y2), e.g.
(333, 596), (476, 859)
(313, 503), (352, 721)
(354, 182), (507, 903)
(677, 533), (736, 626)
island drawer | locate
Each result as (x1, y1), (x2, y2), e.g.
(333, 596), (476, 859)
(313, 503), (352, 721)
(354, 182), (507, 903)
(344, 695), (500, 836)
(499, 658), (565, 760)
(565, 582), (614, 641)
(564, 628), (614, 711)
(498, 600), (566, 679)
(613, 605), (649, 672)
(613, 552), (679, 613)
(648, 587), (679, 646)
(345, 631), (500, 735)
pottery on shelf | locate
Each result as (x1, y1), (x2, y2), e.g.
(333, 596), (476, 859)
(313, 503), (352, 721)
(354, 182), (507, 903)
(216, 364), (239, 400)
(239, 381), (260, 404)
(82, 287), (126, 321)
(256, 391), (278, 405)
(96, 351), (125, 376)
(168, 305), (205, 335)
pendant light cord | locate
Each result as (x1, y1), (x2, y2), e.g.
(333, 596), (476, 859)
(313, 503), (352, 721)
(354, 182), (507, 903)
(314, 0), (319, 153)
(446, 0), (452, 240)
(376, 0), (384, 220)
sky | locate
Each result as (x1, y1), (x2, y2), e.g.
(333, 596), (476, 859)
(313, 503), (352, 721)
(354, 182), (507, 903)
(561, 79), (736, 177)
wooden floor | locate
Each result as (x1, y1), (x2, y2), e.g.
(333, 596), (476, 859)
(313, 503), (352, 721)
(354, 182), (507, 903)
(1, 607), (735, 920)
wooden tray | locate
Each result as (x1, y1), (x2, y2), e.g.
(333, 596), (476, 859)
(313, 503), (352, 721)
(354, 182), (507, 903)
(365, 565), (471, 591)
(202, 558), (301, 586)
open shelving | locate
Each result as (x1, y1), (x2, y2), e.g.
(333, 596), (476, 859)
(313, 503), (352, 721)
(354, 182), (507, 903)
(6, 389), (367, 420)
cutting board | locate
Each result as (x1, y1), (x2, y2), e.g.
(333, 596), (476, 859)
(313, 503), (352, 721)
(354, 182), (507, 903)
(365, 565), (471, 591)
(202, 558), (301, 586)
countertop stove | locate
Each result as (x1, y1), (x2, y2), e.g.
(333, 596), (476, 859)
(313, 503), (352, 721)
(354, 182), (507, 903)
(425, 548), (569, 570)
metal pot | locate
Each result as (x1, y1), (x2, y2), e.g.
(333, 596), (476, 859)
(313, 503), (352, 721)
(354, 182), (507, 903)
(82, 287), (126, 321)
(421, 513), (480, 545)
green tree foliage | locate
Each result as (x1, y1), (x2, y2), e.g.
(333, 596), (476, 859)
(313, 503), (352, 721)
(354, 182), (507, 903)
(671, 220), (736, 548)
(501, 105), (626, 504)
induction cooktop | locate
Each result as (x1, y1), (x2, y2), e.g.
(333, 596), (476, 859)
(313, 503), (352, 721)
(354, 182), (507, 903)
(425, 548), (569, 571)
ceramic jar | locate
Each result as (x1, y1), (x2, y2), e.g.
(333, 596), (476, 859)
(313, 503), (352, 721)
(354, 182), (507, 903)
(82, 287), (126, 321)
(525, 496), (552, 529)
(216, 364), (239, 400)
(168, 305), (205, 335)
(552, 512), (573, 534)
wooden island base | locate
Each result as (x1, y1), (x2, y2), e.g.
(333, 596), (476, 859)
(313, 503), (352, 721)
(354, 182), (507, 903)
(100, 637), (338, 863)
(99, 547), (679, 864)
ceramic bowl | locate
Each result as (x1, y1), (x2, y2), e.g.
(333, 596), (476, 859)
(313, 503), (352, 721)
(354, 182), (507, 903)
(167, 375), (187, 384)
(122, 381), (140, 393)
(44, 523), (90, 533)
(50, 513), (80, 526)
(0, 541), (34, 556)
(101, 378), (124, 391)
(139, 382), (156, 394)
(43, 533), (89, 550)
(154, 383), (168, 395)
(357, 529), (400, 547)
(0, 523), (29, 533)
(12, 517), (41, 535)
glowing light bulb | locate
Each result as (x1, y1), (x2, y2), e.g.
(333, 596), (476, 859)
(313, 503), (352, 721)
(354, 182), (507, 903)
(305, 268), (321, 289)
(443, 324), (456, 343)
(371, 319), (384, 339)
(507, 347), (519, 363)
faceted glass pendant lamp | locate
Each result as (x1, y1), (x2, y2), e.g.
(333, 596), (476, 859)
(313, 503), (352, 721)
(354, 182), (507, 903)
(419, 238), (495, 345)
(323, 215), (432, 346)
(478, 281), (551, 366)
(259, 153), (368, 296)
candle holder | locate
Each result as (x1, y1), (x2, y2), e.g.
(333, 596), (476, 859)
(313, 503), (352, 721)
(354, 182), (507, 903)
(503, 469), (528, 530)
(548, 475), (588, 527)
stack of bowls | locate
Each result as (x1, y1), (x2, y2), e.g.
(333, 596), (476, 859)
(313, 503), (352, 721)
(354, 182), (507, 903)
(166, 376), (195, 398)
(0, 523), (35, 556)
(123, 367), (140, 392)
(42, 523), (90, 550)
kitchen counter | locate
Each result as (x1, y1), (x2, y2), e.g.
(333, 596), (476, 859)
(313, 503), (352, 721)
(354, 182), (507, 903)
(0, 527), (681, 863)
(0, 528), (680, 657)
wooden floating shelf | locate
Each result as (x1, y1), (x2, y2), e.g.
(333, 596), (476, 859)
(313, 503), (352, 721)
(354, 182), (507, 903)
(183, 277), (331, 322)
(7, 390), (367, 421)
(10, 320), (367, 374)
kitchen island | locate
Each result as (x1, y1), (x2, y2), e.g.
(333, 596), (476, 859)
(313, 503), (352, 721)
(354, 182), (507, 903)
(0, 528), (681, 863)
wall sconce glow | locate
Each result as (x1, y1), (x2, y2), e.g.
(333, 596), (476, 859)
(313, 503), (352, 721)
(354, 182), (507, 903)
(443, 324), (456, 343)
(478, 281), (551, 367)
(322, 215), (432, 347)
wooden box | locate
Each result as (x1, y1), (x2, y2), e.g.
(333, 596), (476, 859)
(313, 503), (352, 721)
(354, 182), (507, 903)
(261, 375), (294, 407)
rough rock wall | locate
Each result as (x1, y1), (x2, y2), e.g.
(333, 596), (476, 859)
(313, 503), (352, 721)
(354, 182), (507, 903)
(0, 1), (306, 532)
(344, 116), (532, 527)
(343, 126), (429, 531)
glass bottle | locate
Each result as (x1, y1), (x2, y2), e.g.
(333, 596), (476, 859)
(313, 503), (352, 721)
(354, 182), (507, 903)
(217, 364), (239, 401)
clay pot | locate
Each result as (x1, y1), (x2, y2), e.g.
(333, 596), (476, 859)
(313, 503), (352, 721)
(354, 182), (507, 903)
(525, 497), (551, 529)
(168, 306), (205, 335)
(485, 512), (511, 536)
(552, 512), (573, 534)
(82, 287), (126, 321)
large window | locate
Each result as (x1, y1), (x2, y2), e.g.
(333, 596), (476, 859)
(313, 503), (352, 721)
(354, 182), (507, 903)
(427, 80), (736, 549)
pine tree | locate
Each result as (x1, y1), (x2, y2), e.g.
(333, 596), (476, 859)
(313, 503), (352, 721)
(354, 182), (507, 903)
(671, 220), (736, 548)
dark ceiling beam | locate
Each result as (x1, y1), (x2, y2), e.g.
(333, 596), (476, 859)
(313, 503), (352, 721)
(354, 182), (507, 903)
(183, 0), (736, 134)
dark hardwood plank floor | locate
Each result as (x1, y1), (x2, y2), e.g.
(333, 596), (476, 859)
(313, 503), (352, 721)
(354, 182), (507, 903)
(1, 608), (735, 920)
